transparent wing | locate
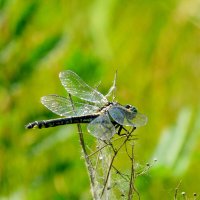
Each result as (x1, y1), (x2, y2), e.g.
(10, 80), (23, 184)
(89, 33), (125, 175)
(108, 106), (148, 127)
(105, 70), (117, 101)
(59, 70), (108, 106)
(87, 113), (115, 140)
(41, 94), (99, 117)
(131, 112), (148, 127)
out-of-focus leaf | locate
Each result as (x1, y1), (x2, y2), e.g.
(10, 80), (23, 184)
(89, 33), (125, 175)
(152, 107), (200, 176)
(29, 127), (74, 156)
(173, 107), (200, 176)
(11, 33), (63, 84)
(13, 2), (38, 37)
(0, 0), (7, 10)
(65, 50), (101, 81)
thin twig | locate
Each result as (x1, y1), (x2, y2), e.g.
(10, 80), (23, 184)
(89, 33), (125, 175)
(128, 144), (140, 200)
(128, 144), (134, 199)
(68, 94), (98, 200)
(174, 181), (182, 200)
(87, 134), (128, 158)
(112, 165), (130, 182)
(100, 130), (134, 198)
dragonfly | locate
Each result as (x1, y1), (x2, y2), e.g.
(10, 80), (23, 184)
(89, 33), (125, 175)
(25, 70), (147, 140)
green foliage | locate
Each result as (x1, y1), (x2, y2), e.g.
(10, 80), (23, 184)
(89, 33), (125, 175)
(0, 0), (200, 199)
(13, 2), (38, 38)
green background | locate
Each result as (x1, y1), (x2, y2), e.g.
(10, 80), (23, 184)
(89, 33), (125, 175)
(1, 0), (200, 199)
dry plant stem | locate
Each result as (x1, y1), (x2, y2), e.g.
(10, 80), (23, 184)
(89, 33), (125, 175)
(175, 181), (183, 200)
(93, 150), (101, 177)
(128, 145), (134, 200)
(88, 135), (127, 158)
(100, 148), (116, 198)
(100, 130), (134, 198)
(174, 181), (182, 200)
(68, 94), (98, 200)
(128, 144), (140, 200)
(112, 165), (130, 182)
(77, 124), (97, 198)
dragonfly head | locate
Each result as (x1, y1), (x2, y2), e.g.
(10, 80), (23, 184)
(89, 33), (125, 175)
(125, 104), (137, 119)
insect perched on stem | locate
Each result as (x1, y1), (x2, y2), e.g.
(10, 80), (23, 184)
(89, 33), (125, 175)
(25, 70), (147, 140)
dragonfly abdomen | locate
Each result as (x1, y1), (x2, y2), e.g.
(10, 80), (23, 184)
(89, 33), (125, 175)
(25, 115), (98, 129)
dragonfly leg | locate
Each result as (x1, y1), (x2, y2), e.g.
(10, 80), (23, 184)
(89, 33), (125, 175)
(130, 126), (136, 133)
(117, 125), (128, 136)
(116, 125), (136, 136)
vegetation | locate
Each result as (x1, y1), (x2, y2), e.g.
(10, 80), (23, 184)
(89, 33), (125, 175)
(0, 0), (200, 199)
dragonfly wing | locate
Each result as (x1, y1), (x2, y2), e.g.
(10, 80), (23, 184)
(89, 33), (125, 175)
(41, 94), (99, 117)
(59, 70), (108, 106)
(108, 106), (148, 127)
(87, 113), (115, 140)
(105, 70), (117, 101)
(131, 112), (148, 127)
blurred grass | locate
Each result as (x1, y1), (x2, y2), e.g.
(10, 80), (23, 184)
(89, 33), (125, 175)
(0, 0), (200, 199)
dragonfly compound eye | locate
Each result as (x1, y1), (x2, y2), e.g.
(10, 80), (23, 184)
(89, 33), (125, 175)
(125, 105), (137, 113)
(124, 105), (137, 120)
(125, 104), (131, 109)
(130, 106), (137, 113)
